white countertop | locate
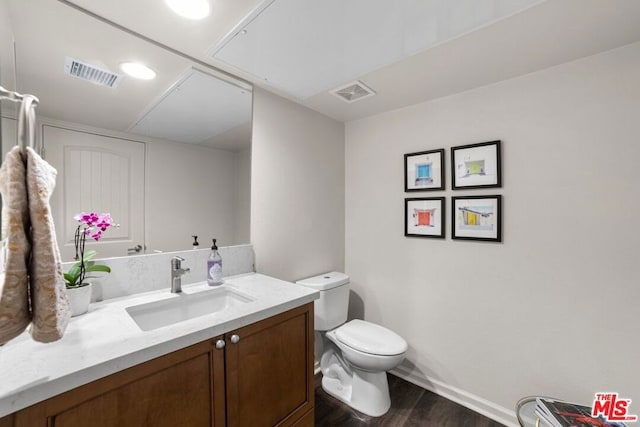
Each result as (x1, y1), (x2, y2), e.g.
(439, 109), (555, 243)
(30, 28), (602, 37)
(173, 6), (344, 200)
(0, 273), (319, 418)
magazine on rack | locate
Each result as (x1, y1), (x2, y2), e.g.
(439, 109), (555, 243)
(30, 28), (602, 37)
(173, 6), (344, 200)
(535, 398), (628, 427)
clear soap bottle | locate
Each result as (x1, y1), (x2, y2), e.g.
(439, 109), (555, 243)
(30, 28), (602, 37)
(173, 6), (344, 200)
(207, 238), (223, 286)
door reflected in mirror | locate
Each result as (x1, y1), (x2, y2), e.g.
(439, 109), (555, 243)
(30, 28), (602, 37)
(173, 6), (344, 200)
(0, 0), (252, 258)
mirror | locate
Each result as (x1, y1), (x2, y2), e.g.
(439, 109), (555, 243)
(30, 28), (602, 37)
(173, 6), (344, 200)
(0, 0), (252, 258)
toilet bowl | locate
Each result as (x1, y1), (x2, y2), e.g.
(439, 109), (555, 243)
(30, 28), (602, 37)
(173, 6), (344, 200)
(321, 319), (407, 416)
(296, 272), (407, 417)
(328, 320), (406, 372)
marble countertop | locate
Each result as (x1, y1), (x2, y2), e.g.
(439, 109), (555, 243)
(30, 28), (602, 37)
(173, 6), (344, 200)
(0, 273), (319, 418)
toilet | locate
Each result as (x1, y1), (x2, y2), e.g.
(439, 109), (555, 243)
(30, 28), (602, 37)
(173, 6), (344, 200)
(296, 272), (407, 417)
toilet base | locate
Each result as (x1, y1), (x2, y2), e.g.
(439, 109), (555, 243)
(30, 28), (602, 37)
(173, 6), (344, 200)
(322, 368), (391, 417)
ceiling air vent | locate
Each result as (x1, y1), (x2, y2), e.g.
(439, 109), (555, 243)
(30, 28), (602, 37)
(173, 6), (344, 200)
(64, 57), (123, 88)
(330, 80), (376, 103)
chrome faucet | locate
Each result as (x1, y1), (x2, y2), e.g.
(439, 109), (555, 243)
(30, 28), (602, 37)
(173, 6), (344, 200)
(171, 256), (190, 293)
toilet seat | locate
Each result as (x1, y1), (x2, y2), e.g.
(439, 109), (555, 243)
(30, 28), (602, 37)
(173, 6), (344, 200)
(335, 319), (407, 356)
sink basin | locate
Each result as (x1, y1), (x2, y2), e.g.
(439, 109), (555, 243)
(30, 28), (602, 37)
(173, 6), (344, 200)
(126, 287), (254, 331)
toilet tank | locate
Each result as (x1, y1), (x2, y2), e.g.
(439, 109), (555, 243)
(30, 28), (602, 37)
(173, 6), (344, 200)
(296, 272), (350, 331)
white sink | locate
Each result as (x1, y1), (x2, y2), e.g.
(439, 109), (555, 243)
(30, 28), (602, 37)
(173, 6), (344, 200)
(126, 287), (254, 331)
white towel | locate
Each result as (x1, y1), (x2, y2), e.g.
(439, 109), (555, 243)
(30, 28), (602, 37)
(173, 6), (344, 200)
(26, 147), (70, 342)
(0, 94), (69, 344)
(0, 146), (31, 345)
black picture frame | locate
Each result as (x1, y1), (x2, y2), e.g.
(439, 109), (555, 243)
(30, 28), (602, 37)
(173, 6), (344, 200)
(405, 197), (445, 238)
(452, 195), (502, 242)
(450, 140), (501, 190)
(404, 149), (445, 192)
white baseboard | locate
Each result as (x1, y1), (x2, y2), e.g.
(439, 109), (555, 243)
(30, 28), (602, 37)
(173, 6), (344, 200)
(390, 366), (519, 427)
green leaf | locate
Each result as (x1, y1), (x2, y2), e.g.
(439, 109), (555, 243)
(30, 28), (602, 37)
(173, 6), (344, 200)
(83, 250), (97, 261)
(63, 272), (77, 286)
(66, 263), (81, 282)
(64, 250), (111, 288)
(85, 264), (111, 274)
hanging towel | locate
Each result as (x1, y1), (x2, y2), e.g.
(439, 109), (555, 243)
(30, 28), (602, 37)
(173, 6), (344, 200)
(25, 147), (70, 342)
(0, 146), (31, 345)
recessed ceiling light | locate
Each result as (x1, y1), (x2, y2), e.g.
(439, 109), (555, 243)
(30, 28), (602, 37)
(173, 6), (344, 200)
(120, 62), (156, 80)
(165, 0), (210, 20)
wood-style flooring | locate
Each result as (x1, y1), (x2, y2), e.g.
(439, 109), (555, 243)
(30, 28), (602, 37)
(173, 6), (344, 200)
(315, 374), (506, 427)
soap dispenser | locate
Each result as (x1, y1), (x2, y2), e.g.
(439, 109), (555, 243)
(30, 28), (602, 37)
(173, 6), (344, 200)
(192, 235), (199, 250)
(207, 238), (223, 286)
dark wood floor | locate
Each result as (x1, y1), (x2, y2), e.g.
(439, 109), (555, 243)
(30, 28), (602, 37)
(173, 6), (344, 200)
(315, 373), (505, 427)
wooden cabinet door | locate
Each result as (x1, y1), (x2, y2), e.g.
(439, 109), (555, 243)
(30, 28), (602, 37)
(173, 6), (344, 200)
(225, 303), (314, 427)
(0, 414), (13, 427)
(14, 338), (225, 427)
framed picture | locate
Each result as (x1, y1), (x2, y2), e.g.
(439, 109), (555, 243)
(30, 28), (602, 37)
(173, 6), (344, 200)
(405, 197), (445, 238)
(452, 195), (502, 242)
(451, 140), (501, 189)
(404, 149), (445, 191)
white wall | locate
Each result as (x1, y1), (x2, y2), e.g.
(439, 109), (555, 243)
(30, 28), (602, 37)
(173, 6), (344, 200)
(0, 0), (15, 95)
(146, 138), (244, 251)
(345, 42), (640, 425)
(233, 147), (251, 244)
(251, 88), (345, 282)
(0, 0), (16, 159)
(0, 117), (15, 158)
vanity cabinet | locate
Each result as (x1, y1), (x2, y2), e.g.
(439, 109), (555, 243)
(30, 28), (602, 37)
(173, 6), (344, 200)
(8, 303), (314, 427)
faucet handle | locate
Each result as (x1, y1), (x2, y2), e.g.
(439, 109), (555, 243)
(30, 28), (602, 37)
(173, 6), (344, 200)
(171, 256), (185, 268)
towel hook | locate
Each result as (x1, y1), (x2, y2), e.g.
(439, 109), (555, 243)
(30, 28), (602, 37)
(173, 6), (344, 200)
(1, 86), (41, 154)
(17, 95), (39, 152)
(0, 85), (39, 106)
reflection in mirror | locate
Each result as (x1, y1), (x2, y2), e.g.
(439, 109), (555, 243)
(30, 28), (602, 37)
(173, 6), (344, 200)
(0, 2), (17, 160)
(0, 0), (252, 258)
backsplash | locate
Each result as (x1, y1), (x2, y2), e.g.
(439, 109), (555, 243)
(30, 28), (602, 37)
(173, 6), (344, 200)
(63, 244), (255, 302)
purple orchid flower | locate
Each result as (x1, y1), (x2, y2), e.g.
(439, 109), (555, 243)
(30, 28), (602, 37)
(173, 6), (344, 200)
(71, 212), (114, 285)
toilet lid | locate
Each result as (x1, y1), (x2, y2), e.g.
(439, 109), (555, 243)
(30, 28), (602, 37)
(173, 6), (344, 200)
(335, 319), (407, 356)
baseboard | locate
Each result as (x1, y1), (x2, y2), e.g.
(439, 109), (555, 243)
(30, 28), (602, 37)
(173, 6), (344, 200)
(390, 366), (519, 427)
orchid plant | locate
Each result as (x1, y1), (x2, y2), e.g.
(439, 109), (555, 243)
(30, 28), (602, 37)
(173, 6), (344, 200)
(64, 212), (113, 289)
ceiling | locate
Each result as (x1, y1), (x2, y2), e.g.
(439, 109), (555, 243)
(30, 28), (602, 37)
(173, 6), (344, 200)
(211, 0), (544, 99)
(8, 0), (640, 126)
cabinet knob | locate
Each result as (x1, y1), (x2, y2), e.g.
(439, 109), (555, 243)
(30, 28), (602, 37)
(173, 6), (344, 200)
(215, 339), (226, 349)
(230, 334), (240, 344)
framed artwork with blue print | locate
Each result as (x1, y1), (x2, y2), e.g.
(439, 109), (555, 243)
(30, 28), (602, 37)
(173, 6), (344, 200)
(404, 149), (445, 192)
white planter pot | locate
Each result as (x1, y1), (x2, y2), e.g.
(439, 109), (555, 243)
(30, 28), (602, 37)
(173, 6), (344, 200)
(66, 282), (92, 317)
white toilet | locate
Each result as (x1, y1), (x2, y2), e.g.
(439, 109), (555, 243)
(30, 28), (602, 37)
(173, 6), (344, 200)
(296, 272), (407, 417)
